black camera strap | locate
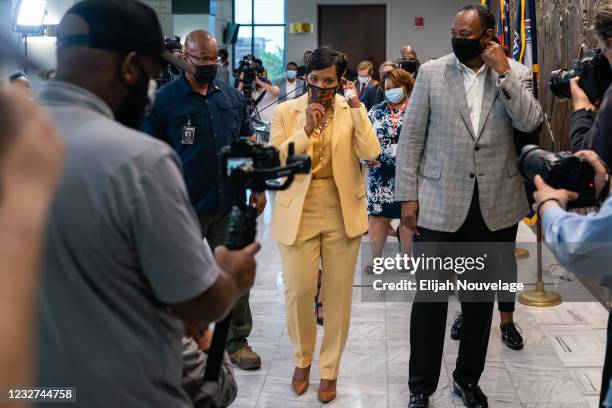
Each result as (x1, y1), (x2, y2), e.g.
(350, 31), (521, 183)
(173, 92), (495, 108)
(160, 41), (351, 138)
(254, 90), (267, 107)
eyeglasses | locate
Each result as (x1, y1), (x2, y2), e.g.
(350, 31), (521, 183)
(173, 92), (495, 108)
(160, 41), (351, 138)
(185, 53), (221, 64)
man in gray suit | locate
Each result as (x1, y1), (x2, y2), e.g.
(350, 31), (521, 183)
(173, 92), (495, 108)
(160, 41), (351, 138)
(276, 61), (305, 102)
(395, 5), (543, 408)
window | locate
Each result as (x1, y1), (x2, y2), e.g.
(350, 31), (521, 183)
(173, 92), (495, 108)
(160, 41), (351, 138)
(233, 0), (285, 82)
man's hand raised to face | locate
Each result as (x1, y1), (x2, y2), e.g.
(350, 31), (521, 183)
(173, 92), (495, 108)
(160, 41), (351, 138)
(481, 41), (511, 75)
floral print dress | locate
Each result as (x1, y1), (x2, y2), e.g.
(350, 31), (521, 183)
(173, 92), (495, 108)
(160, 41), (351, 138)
(366, 100), (407, 218)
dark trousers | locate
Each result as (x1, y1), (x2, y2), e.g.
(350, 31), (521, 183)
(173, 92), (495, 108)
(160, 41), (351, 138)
(600, 310), (612, 407)
(408, 185), (518, 395)
(198, 211), (253, 354)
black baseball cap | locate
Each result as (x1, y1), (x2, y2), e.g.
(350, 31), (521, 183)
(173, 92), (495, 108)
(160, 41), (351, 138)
(57, 0), (193, 73)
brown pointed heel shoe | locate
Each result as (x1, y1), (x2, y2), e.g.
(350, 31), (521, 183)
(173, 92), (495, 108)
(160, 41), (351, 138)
(291, 366), (311, 396)
(318, 379), (337, 403)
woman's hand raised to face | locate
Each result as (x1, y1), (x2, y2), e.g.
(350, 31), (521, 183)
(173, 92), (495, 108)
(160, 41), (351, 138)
(305, 103), (326, 136)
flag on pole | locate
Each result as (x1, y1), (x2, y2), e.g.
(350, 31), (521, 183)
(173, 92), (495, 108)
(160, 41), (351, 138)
(497, 0), (511, 56)
(512, 0), (539, 92)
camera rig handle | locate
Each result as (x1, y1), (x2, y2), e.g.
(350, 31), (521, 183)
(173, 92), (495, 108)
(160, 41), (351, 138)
(202, 142), (310, 396)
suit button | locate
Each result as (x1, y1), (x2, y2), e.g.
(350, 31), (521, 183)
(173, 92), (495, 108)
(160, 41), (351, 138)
(469, 173), (475, 178)
(474, 145), (480, 151)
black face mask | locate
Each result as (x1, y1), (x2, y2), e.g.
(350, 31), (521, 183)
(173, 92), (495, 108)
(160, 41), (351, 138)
(307, 83), (337, 107)
(116, 66), (151, 129)
(194, 64), (218, 84)
(452, 31), (487, 64)
(400, 60), (419, 74)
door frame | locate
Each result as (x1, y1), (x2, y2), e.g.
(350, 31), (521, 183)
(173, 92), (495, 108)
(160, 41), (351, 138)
(315, 0), (391, 59)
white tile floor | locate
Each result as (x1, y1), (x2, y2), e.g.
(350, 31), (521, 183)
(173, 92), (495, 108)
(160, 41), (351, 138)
(233, 202), (608, 407)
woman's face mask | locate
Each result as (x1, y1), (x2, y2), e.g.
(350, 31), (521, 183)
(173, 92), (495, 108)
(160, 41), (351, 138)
(307, 82), (337, 107)
(385, 87), (405, 104)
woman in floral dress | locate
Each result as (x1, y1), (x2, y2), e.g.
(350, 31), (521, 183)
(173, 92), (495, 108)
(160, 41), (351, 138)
(366, 68), (414, 264)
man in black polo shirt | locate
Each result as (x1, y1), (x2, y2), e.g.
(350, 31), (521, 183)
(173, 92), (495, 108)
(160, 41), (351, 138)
(143, 29), (265, 370)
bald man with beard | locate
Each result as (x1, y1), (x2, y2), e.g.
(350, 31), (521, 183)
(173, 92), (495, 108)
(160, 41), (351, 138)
(143, 29), (265, 371)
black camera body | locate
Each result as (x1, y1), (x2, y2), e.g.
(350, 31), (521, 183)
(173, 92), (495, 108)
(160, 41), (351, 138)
(549, 48), (612, 103)
(518, 145), (596, 209)
(220, 138), (311, 249)
(233, 55), (265, 100)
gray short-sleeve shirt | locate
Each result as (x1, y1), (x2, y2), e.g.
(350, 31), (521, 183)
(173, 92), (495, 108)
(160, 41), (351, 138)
(36, 81), (219, 407)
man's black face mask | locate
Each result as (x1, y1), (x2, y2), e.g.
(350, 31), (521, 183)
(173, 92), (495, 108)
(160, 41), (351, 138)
(452, 30), (488, 64)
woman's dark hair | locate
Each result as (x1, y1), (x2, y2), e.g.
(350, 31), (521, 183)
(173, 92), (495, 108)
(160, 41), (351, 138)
(595, 1), (612, 42)
(306, 47), (348, 80)
(385, 68), (415, 95)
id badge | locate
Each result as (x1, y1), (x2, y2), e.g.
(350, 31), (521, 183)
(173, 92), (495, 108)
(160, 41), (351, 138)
(182, 125), (196, 145)
(391, 143), (398, 157)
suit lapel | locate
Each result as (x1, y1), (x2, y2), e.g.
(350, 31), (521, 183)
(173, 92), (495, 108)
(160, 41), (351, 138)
(331, 94), (349, 153)
(294, 95), (312, 156)
(444, 60), (477, 140)
(476, 69), (499, 139)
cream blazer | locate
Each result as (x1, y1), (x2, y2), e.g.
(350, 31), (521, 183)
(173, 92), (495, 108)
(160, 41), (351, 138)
(269, 93), (380, 246)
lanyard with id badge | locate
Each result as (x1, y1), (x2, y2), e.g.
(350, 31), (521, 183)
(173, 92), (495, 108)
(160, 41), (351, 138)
(182, 115), (196, 145)
(388, 100), (407, 157)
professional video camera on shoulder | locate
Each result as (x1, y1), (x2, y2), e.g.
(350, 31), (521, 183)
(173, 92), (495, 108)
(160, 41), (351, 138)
(549, 48), (612, 103)
(233, 55), (265, 96)
(518, 144), (597, 209)
(159, 36), (182, 86)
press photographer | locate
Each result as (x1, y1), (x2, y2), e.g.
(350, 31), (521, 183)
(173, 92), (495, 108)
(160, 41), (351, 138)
(142, 29), (266, 372)
(158, 35), (182, 86)
(236, 57), (280, 123)
(554, 1), (612, 166)
(532, 147), (612, 407)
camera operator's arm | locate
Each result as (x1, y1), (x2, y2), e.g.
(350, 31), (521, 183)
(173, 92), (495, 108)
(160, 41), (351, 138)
(483, 42), (543, 132)
(0, 88), (64, 389)
(395, 65), (430, 235)
(535, 150), (612, 265)
(130, 151), (259, 326)
(570, 78), (612, 166)
(255, 77), (280, 98)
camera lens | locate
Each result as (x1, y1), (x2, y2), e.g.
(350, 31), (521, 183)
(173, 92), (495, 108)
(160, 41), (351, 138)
(518, 144), (551, 183)
(549, 69), (574, 99)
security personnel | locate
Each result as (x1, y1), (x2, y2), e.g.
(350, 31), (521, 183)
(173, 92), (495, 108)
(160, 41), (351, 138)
(142, 29), (265, 370)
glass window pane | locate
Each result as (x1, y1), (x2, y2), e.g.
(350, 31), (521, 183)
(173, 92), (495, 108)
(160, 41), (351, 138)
(253, 26), (285, 82)
(254, 0), (285, 24)
(235, 0), (252, 24)
(235, 25), (254, 67)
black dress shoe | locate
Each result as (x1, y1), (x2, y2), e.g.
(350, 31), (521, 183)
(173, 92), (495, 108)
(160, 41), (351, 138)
(453, 380), (488, 408)
(500, 322), (524, 350)
(450, 313), (463, 340)
(408, 393), (429, 408)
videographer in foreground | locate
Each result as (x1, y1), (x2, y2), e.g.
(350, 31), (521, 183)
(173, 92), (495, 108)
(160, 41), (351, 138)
(143, 29), (266, 371)
(533, 149), (612, 408)
(37, 2), (258, 406)
(570, 0), (612, 165)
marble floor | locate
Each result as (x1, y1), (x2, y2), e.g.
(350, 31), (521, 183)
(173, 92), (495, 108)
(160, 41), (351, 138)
(232, 203), (609, 408)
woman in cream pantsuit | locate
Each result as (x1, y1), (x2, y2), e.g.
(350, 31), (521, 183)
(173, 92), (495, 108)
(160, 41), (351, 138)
(269, 48), (380, 403)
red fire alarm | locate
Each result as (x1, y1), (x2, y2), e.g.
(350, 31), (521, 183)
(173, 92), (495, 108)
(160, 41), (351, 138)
(415, 17), (424, 29)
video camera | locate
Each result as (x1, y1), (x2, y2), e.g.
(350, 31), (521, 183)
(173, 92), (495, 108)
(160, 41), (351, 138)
(159, 36), (182, 86)
(233, 55), (265, 101)
(518, 145), (596, 209)
(220, 138), (311, 249)
(549, 48), (612, 103)
(202, 139), (310, 393)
